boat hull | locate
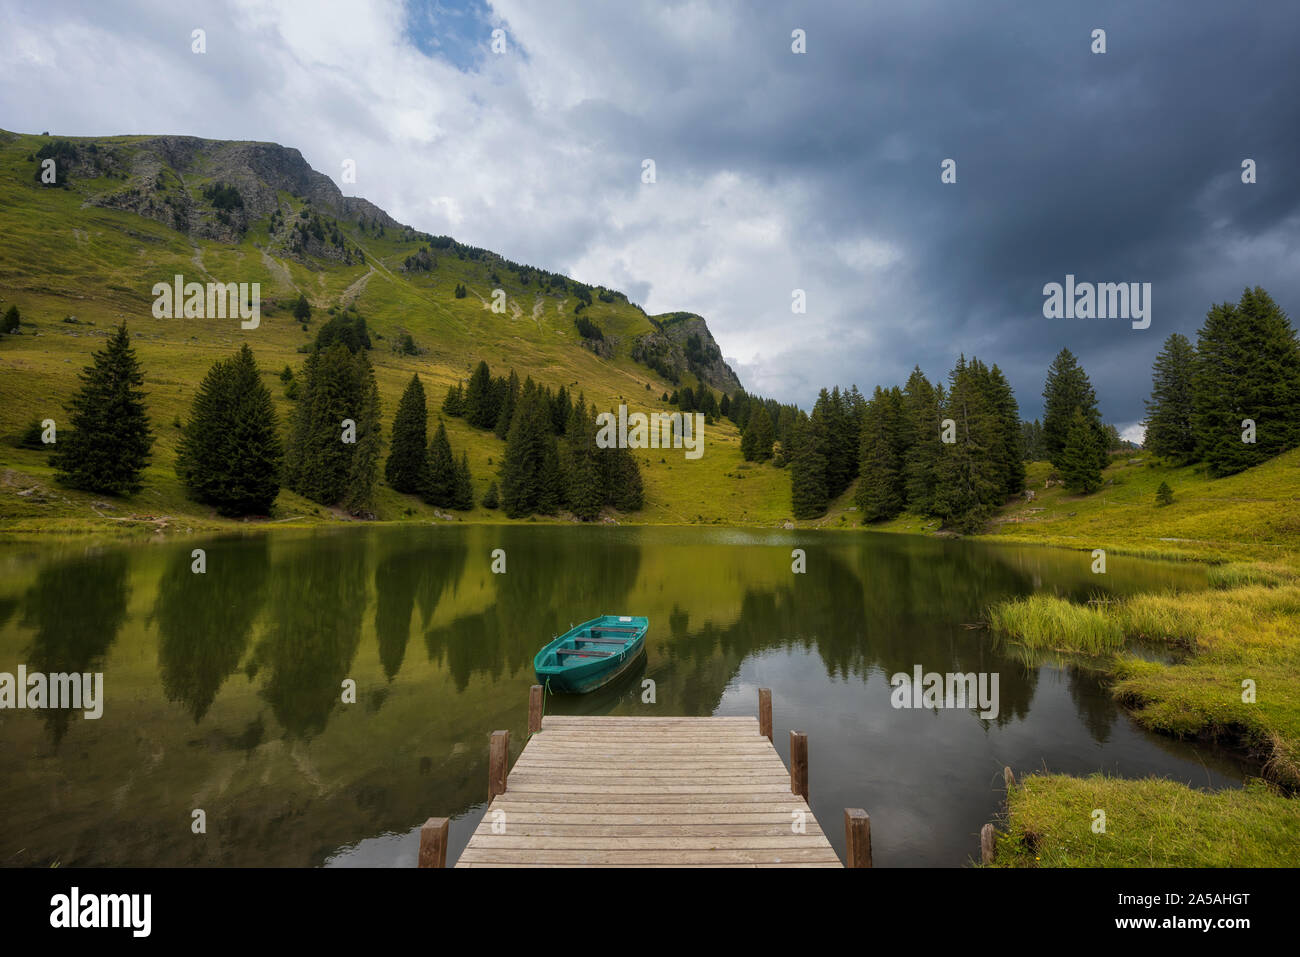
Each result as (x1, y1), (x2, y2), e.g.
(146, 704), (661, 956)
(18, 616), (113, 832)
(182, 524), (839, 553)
(534, 616), (648, 695)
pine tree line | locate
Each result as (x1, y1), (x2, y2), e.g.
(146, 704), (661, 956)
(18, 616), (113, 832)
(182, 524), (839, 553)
(786, 357), (1026, 531)
(383, 374), (477, 511)
(442, 360), (573, 439)
(498, 380), (643, 519)
(1144, 287), (1300, 475)
(436, 359), (645, 519)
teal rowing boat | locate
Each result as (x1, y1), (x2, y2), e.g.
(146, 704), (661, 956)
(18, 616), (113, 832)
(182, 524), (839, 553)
(534, 615), (649, 694)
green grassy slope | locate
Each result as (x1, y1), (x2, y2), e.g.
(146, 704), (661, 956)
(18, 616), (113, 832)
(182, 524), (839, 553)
(0, 130), (794, 534)
(835, 449), (1300, 564)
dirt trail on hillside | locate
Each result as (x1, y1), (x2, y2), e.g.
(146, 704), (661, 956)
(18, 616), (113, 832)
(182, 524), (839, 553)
(190, 244), (213, 281)
(340, 265), (376, 306)
(260, 249), (297, 293)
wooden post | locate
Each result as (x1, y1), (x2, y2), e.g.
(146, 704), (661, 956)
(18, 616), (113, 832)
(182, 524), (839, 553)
(1003, 766), (1017, 791)
(489, 730), (509, 799)
(789, 730), (808, 801)
(528, 685), (544, 734)
(418, 817), (449, 868)
(980, 823), (996, 864)
(844, 808), (872, 868)
(758, 688), (772, 741)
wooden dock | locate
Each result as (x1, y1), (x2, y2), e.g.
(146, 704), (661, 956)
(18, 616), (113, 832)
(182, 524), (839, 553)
(422, 688), (870, 868)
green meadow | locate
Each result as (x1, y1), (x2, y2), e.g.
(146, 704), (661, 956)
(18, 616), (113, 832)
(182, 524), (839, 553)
(0, 130), (797, 537)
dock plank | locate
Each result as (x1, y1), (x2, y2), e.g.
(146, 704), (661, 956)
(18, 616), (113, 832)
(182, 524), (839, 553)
(456, 715), (841, 868)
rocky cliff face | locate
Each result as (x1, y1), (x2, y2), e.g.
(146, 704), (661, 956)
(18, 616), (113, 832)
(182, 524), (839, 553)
(18, 128), (745, 394)
(632, 312), (742, 395)
(73, 135), (399, 250)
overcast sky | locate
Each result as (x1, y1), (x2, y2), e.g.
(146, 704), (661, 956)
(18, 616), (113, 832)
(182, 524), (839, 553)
(4, 0), (1299, 438)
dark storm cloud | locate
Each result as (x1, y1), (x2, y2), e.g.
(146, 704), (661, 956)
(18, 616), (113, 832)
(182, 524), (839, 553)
(545, 0), (1300, 423)
(4, 0), (1297, 430)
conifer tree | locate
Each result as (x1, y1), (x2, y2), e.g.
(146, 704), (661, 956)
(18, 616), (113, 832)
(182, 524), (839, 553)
(1059, 407), (1104, 492)
(552, 384), (572, 435)
(482, 481), (500, 509)
(284, 343), (381, 512)
(293, 294), (312, 322)
(813, 387), (856, 498)
(1191, 287), (1300, 475)
(564, 398), (603, 520)
(599, 441), (644, 512)
(52, 323), (153, 495)
(1155, 481), (1174, 506)
(176, 344), (281, 515)
(340, 351), (382, 515)
(2, 304), (19, 334)
(424, 421), (457, 508)
(452, 452), (474, 511)
(463, 360), (496, 428)
(1143, 333), (1197, 463)
(494, 369), (520, 439)
(789, 413), (828, 519)
(855, 386), (905, 521)
(987, 364), (1026, 497)
(933, 356), (1002, 531)
(385, 374), (428, 495)
(901, 367), (942, 514)
(741, 403), (775, 462)
(500, 381), (555, 518)
(1042, 348), (1103, 467)
(441, 381), (464, 417)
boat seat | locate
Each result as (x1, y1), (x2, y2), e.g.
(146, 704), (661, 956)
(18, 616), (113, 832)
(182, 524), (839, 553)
(555, 648), (614, 658)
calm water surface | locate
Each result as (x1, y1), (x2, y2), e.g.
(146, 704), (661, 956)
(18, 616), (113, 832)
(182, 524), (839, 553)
(0, 525), (1251, 867)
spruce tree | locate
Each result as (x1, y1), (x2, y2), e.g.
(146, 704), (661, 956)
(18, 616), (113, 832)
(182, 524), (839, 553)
(293, 294), (312, 322)
(340, 351), (382, 515)
(552, 384), (572, 435)
(987, 364), (1026, 497)
(1143, 333), (1197, 463)
(494, 369), (520, 439)
(933, 356), (1002, 531)
(564, 399), (603, 520)
(452, 452), (474, 511)
(1155, 481), (1174, 506)
(813, 387), (855, 498)
(901, 367), (942, 514)
(597, 436), (643, 512)
(500, 381), (552, 518)
(424, 421), (457, 508)
(855, 386), (905, 521)
(385, 374), (428, 495)
(52, 323), (153, 495)
(176, 345), (281, 515)
(441, 381), (464, 417)
(1059, 408), (1104, 493)
(284, 343), (381, 512)
(741, 403), (775, 462)
(537, 432), (563, 514)
(482, 481), (500, 509)
(1191, 287), (1300, 475)
(789, 413), (828, 519)
(2, 304), (19, 334)
(463, 360), (496, 428)
(1042, 348), (1103, 466)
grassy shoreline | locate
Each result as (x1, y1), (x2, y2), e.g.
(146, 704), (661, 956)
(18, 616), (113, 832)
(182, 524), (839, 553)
(971, 452), (1300, 865)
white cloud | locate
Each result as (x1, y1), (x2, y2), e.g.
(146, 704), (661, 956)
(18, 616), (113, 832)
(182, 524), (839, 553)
(0, 0), (918, 405)
(1120, 422), (1146, 446)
